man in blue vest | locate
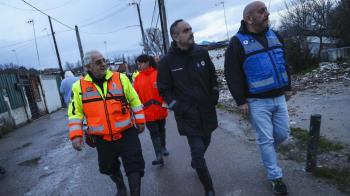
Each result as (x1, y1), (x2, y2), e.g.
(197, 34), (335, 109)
(224, 1), (292, 195)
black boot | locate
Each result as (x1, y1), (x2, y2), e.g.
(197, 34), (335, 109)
(110, 169), (127, 196)
(128, 172), (141, 196)
(196, 167), (215, 196)
(160, 130), (169, 156)
(151, 137), (164, 165)
(162, 147), (169, 156)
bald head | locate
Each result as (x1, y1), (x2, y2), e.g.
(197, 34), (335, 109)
(243, 1), (266, 21)
(242, 1), (270, 33)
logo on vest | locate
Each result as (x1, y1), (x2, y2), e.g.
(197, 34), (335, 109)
(112, 82), (117, 89)
(86, 87), (93, 92)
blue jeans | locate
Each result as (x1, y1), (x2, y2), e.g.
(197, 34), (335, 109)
(247, 95), (290, 180)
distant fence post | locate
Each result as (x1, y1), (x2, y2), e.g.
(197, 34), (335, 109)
(306, 114), (322, 172)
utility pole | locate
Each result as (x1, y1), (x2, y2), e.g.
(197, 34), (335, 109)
(27, 19), (41, 69)
(48, 16), (64, 78)
(216, 1), (230, 41)
(75, 25), (84, 71)
(158, 0), (170, 54)
(129, 1), (147, 54)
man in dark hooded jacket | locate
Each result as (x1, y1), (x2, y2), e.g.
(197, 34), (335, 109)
(157, 19), (219, 196)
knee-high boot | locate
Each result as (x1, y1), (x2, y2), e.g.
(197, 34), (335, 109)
(151, 137), (164, 165)
(195, 167), (215, 196)
(160, 131), (169, 156)
(128, 172), (141, 196)
(110, 168), (127, 196)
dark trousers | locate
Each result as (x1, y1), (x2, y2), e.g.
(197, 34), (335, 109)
(146, 119), (166, 148)
(95, 127), (145, 177)
(186, 135), (212, 169)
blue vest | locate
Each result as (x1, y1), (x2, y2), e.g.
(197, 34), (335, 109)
(235, 29), (289, 94)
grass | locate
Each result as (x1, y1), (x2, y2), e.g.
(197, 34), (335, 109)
(216, 103), (226, 110)
(290, 127), (344, 152)
(313, 167), (350, 193)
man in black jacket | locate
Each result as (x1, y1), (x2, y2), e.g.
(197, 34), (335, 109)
(157, 19), (219, 196)
(224, 1), (292, 195)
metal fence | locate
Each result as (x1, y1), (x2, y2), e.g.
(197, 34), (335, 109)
(0, 73), (24, 113)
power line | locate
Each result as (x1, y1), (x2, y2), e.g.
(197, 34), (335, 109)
(0, 0), (75, 12)
(80, 25), (139, 35)
(21, 0), (75, 30)
(77, 3), (126, 24)
(79, 4), (129, 28)
(150, 0), (157, 29)
(0, 29), (72, 49)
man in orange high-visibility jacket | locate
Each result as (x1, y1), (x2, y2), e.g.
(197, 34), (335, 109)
(68, 50), (146, 196)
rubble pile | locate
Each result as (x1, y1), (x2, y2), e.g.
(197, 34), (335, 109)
(292, 62), (350, 91)
(215, 62), (350, 110)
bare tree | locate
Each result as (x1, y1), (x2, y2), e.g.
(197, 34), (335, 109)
(140, 28), (164, 56)
(309, 0), (334, 59)
(280, 0), (334, 60)
(329, 0), (350, 46)
(64, 61), (75, 71)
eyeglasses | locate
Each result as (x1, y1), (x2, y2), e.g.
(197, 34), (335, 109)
(93, 58), (106, 66)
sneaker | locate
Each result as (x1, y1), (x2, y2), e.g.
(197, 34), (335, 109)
(271, 178), (288, 195)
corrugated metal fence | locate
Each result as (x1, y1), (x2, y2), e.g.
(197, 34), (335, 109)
(0, 73), (24, 113)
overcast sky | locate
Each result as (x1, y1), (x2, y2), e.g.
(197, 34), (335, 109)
(0, 0), (285, 70)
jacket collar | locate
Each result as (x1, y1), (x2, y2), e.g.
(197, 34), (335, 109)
(84, 69), (113, 82)
(168, 41), (201, 56)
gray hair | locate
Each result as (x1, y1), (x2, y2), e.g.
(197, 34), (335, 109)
(83, 50), (100, 66)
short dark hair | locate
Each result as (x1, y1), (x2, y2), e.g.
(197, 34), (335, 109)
(170, 19), (184, 40)
(135, 54), (157, 69)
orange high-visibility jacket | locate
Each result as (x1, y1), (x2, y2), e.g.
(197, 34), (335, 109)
(133, 67), (168, 122)
(68, 70), (145, 141)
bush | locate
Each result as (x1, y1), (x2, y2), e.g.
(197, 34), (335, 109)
(284, 39), (319, 74)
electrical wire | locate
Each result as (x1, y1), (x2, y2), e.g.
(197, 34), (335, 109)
(79, 4), (129, 28)
(150, 0), (157, 29)
(0, 0), (75, 11)
(80, 25), (139, 35)
(21, 0), (75, 30)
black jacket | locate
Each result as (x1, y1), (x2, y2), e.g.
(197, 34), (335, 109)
(224, 21), (291, 106)
(157, 41), (219, 136)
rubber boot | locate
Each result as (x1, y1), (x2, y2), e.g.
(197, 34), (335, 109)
(195, 167), (215, 196)
(151, 137), (164, 165)
(110, 169), (127, 196)
(160, 130), (169, 156)
(128, 172), (141, 196)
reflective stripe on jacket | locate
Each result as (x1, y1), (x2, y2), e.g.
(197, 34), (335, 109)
(134, 67), (168, 122)
(68, 70), (145, 141)
(235, 29), (289, 94)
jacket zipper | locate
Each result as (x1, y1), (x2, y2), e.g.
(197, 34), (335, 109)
(103, 98), (113, 139)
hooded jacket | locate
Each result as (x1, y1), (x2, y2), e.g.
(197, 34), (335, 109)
(157, 42), (219, 136)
